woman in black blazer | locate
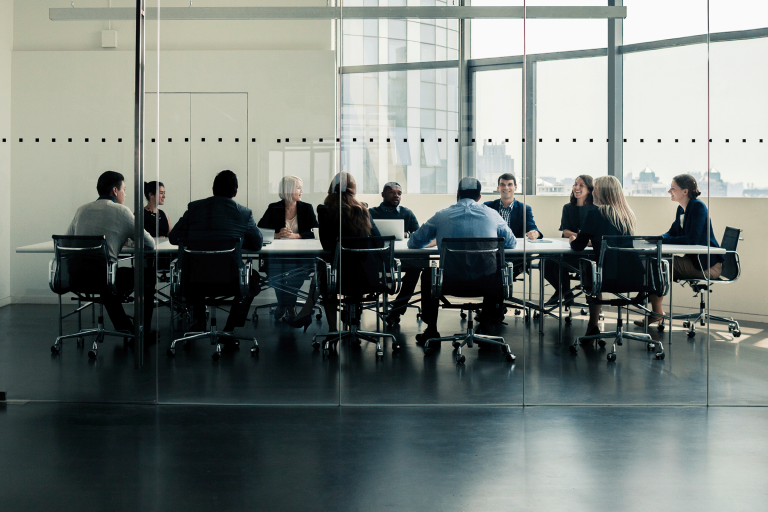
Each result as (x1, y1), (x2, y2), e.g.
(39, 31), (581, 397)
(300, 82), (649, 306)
(637, 174), (725, 327)
(257, 176), (319, 320)
(570, 176), (637, 338)
(544, 174), (598, 304)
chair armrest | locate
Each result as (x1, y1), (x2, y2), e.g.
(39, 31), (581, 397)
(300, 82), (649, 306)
(659, 258), (671, 297)
(502, 261), (515, 300)
(169, 259), (180, 297)
(579, 258), (600, 297)
(315, 257), (335, 297)
(430, 261), (442, 298)
(241, 258), (253, 296)
(48, 258), (57, 293)
(108, 261), (119, 295)
(390, 258), (403, 295)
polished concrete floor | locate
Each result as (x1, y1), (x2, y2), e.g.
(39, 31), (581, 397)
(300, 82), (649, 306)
(1, 303), (767, 405)
(1, 402), (767, 511)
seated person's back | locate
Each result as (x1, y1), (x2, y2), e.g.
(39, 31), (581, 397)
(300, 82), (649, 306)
(169, 171), (262, 252)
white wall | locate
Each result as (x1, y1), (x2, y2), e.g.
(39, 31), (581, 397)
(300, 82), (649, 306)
(11, 50), (336, 303)
(358, 193), (768, 322)
(0, 0), (12, 307)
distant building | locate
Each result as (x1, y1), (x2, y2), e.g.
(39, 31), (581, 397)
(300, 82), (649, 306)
(477, 142), (514, 191)
(537, 177), (567, 195)
(629, 167), (667, 196)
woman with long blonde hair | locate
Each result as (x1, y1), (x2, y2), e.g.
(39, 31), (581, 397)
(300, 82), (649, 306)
(569, 175), (637, 337)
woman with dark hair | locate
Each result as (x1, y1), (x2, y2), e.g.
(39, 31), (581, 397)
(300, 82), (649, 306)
(285, 172), (380, 331)
(544, 175), (598, 305)
(257, 175), (319, 321)
(143, 181), (173, 238)
(636, 173), (724, 327)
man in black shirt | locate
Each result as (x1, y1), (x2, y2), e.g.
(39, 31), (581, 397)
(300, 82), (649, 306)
(369, 182), (423, 325)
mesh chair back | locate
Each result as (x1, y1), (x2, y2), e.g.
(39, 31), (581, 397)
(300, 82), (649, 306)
(336, 236), (395, 297)
(178, 238), (245, 300)
(439, 238), (504, 298)
(719, 226), (742, 281)
(598, 236), (665, 295)
(52, 235), (111, 295)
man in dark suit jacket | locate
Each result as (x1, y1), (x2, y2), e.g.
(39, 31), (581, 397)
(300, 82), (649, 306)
(484, 173), (543, 240)
(169, 170), (263, 332)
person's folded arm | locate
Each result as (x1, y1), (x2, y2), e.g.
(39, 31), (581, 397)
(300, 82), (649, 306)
(570, 232), (591, 252)
(407, 220), (436, 249)
(525, 205), (543, 239)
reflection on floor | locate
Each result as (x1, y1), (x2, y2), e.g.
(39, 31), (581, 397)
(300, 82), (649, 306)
(0, 304), (766, 405)
(2, 403), (767, 511)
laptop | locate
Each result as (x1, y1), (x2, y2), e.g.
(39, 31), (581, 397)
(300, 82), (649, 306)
(374, 219), (405, 240)
(258, 227), (275, 244)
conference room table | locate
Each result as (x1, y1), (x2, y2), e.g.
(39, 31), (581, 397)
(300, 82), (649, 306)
(18, 237), (725, 345)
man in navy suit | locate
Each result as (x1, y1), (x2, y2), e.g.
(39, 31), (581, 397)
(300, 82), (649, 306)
(484, 173), (543, 240)
(170, 170), (263, 333)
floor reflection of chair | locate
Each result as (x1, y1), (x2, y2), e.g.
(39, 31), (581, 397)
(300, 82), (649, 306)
(423, 238), (516, 364)
(311, 236), (401, 359)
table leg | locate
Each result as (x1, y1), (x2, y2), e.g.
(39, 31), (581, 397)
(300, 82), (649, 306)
(558, 255), (563, 343)
(539, 257), (545, 336)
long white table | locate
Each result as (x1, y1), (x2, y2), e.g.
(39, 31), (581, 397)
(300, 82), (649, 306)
(16, 238), (724, 257)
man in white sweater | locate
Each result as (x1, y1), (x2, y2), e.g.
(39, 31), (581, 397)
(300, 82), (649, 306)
(65, 171), (156, 333)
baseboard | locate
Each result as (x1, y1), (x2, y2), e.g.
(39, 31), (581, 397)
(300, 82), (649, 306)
(0, 296), (11, 308)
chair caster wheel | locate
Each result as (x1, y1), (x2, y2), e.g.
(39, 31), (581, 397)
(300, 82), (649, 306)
(456, 354), (465, 364)
(515, 310), (521, 316)
(657, 324), (665, 332)
(524, 314), (530, 322)
(312, 341), (320, 350)
(700, 320), (706, 327)
(533, 312), (540, 319)
(580, 308), (588, 316)
(607, 353), (616, 362)
(598, 340), (606, 348)
(733, 330), (741, 337)
(316, 314), (322, 320)
(647, 343), (655, 351)
(460, 312), (467, 319)
(51, 345), (60, 354)
(506, 353), (515, 363)
(167, 348), (175, 357)
(687, 331), (696, 338)
(77, 337), (85, 346)
(251, 346), (259, 356)
(565, 317), (572, 324)
(683, 321), (690, 328)
(424, 348), (434, 356)
(87, 350), (97, 359)
(656, 352), (665, 360)
(212, 352), (220, 361)
(452, 341), (461, 349)
(376, 351), (384, 358)
(392, 343), (400, 351)
(599, 313), (605, 321)
(416, 314), (421, 320)
(323, 348), (330, 357)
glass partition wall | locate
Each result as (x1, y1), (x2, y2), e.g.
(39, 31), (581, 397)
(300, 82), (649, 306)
(11, 2), (764, 406)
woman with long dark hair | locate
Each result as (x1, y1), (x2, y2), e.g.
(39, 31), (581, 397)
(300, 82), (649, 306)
(143, 181), (173, 237)
(544, 175), (597, 305)
(285, 172), (380, 331)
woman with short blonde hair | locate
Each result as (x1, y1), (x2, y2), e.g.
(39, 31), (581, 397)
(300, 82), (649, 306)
(569, 175), (637, 338)
(257, 175), (319, 320)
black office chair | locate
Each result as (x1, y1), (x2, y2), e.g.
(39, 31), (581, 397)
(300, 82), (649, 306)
(49, 235), (134, 359)
(571, 236), (670, 361)
(423, 238), (516, 364)
(250, 257), (322, 325)
(167, 238), (258, 361)
(312, 236), (401, 359)
(672, 226), (743, 338)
